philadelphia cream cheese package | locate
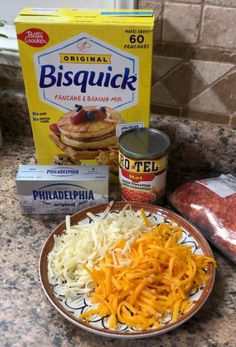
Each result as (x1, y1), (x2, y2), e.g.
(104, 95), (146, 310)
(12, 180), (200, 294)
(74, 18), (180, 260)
(16, 165), (109, 214)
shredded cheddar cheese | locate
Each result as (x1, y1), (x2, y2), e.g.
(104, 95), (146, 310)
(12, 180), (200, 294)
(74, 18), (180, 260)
(80, 209), (216, 330)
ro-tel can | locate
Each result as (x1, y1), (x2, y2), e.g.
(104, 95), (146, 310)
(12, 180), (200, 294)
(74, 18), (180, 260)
(118, 128), (170, 204)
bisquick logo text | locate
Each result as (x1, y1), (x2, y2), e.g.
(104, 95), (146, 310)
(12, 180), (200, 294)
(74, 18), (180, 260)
(39, 65), (137, 93)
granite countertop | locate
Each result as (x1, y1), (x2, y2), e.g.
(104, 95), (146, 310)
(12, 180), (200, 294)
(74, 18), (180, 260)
(1, 115), (236, 347)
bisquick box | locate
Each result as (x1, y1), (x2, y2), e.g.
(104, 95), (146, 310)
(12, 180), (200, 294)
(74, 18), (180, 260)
(16, 165), (109, 214)
(15, 9), (154, 182)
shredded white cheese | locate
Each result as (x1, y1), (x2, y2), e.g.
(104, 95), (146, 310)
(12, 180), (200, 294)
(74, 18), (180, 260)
(47, 205), (154, 300)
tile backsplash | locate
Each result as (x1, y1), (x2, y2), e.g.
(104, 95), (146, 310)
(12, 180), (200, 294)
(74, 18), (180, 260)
(139, 0), (236, 127)
(0, 2), (236, 128)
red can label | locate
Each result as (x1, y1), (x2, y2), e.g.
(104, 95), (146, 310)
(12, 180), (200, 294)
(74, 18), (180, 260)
(119, 151), (168, 203)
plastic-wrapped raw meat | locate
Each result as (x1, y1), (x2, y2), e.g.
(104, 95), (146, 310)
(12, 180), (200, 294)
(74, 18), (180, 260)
(169, 174), (236, 264)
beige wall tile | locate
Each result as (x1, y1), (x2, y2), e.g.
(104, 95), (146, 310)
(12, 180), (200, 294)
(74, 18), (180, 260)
(201, 6), (236, 48)
(138, 0), (163, 15)
(151, 82), (178, 105)
(163, 3), (201, 43)
(161, 63), (207, 106)
(212, 71), (236, 112)
(191, 60), (234, 84)
(138, 0), (163, 43)
(174, 0), (202, 3)
(152, 16), (162, 43)
(152, 55), (182, 80)
(188, 88), (228, 113)
(205, 0), (236, 6)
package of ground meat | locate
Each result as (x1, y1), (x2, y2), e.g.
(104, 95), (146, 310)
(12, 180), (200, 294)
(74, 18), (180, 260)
(169, 174), (236, 264)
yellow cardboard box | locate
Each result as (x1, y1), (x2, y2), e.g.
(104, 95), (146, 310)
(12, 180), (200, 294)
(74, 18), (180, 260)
(15, 8), (154, 180)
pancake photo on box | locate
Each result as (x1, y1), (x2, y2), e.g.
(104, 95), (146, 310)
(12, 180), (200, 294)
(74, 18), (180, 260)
(49, 105), (124, 176)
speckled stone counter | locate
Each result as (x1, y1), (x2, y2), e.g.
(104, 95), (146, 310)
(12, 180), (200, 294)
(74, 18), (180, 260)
(1, 111), (236, 346)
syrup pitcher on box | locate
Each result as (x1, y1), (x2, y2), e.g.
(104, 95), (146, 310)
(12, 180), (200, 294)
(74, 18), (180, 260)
(15, 8), (154, 181)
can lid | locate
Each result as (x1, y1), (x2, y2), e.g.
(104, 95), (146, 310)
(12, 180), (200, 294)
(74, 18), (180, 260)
(119, 128), (170, 160)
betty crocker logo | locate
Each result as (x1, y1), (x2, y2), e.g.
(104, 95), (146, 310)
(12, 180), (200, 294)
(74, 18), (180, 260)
(17, 28), (49, 47)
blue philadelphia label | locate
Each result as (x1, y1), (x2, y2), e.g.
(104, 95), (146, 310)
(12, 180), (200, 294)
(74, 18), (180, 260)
(46, 167), (80, 176)
(32, 183), (94, 201)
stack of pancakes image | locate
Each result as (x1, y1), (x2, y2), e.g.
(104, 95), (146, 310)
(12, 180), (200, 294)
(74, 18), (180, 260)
(49, 105), (124, 173)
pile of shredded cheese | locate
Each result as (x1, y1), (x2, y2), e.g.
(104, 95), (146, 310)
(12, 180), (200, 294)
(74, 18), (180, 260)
(48, 204), (154, 300)
(80, 210), (216, 330)
(48, 205), (216, 330)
